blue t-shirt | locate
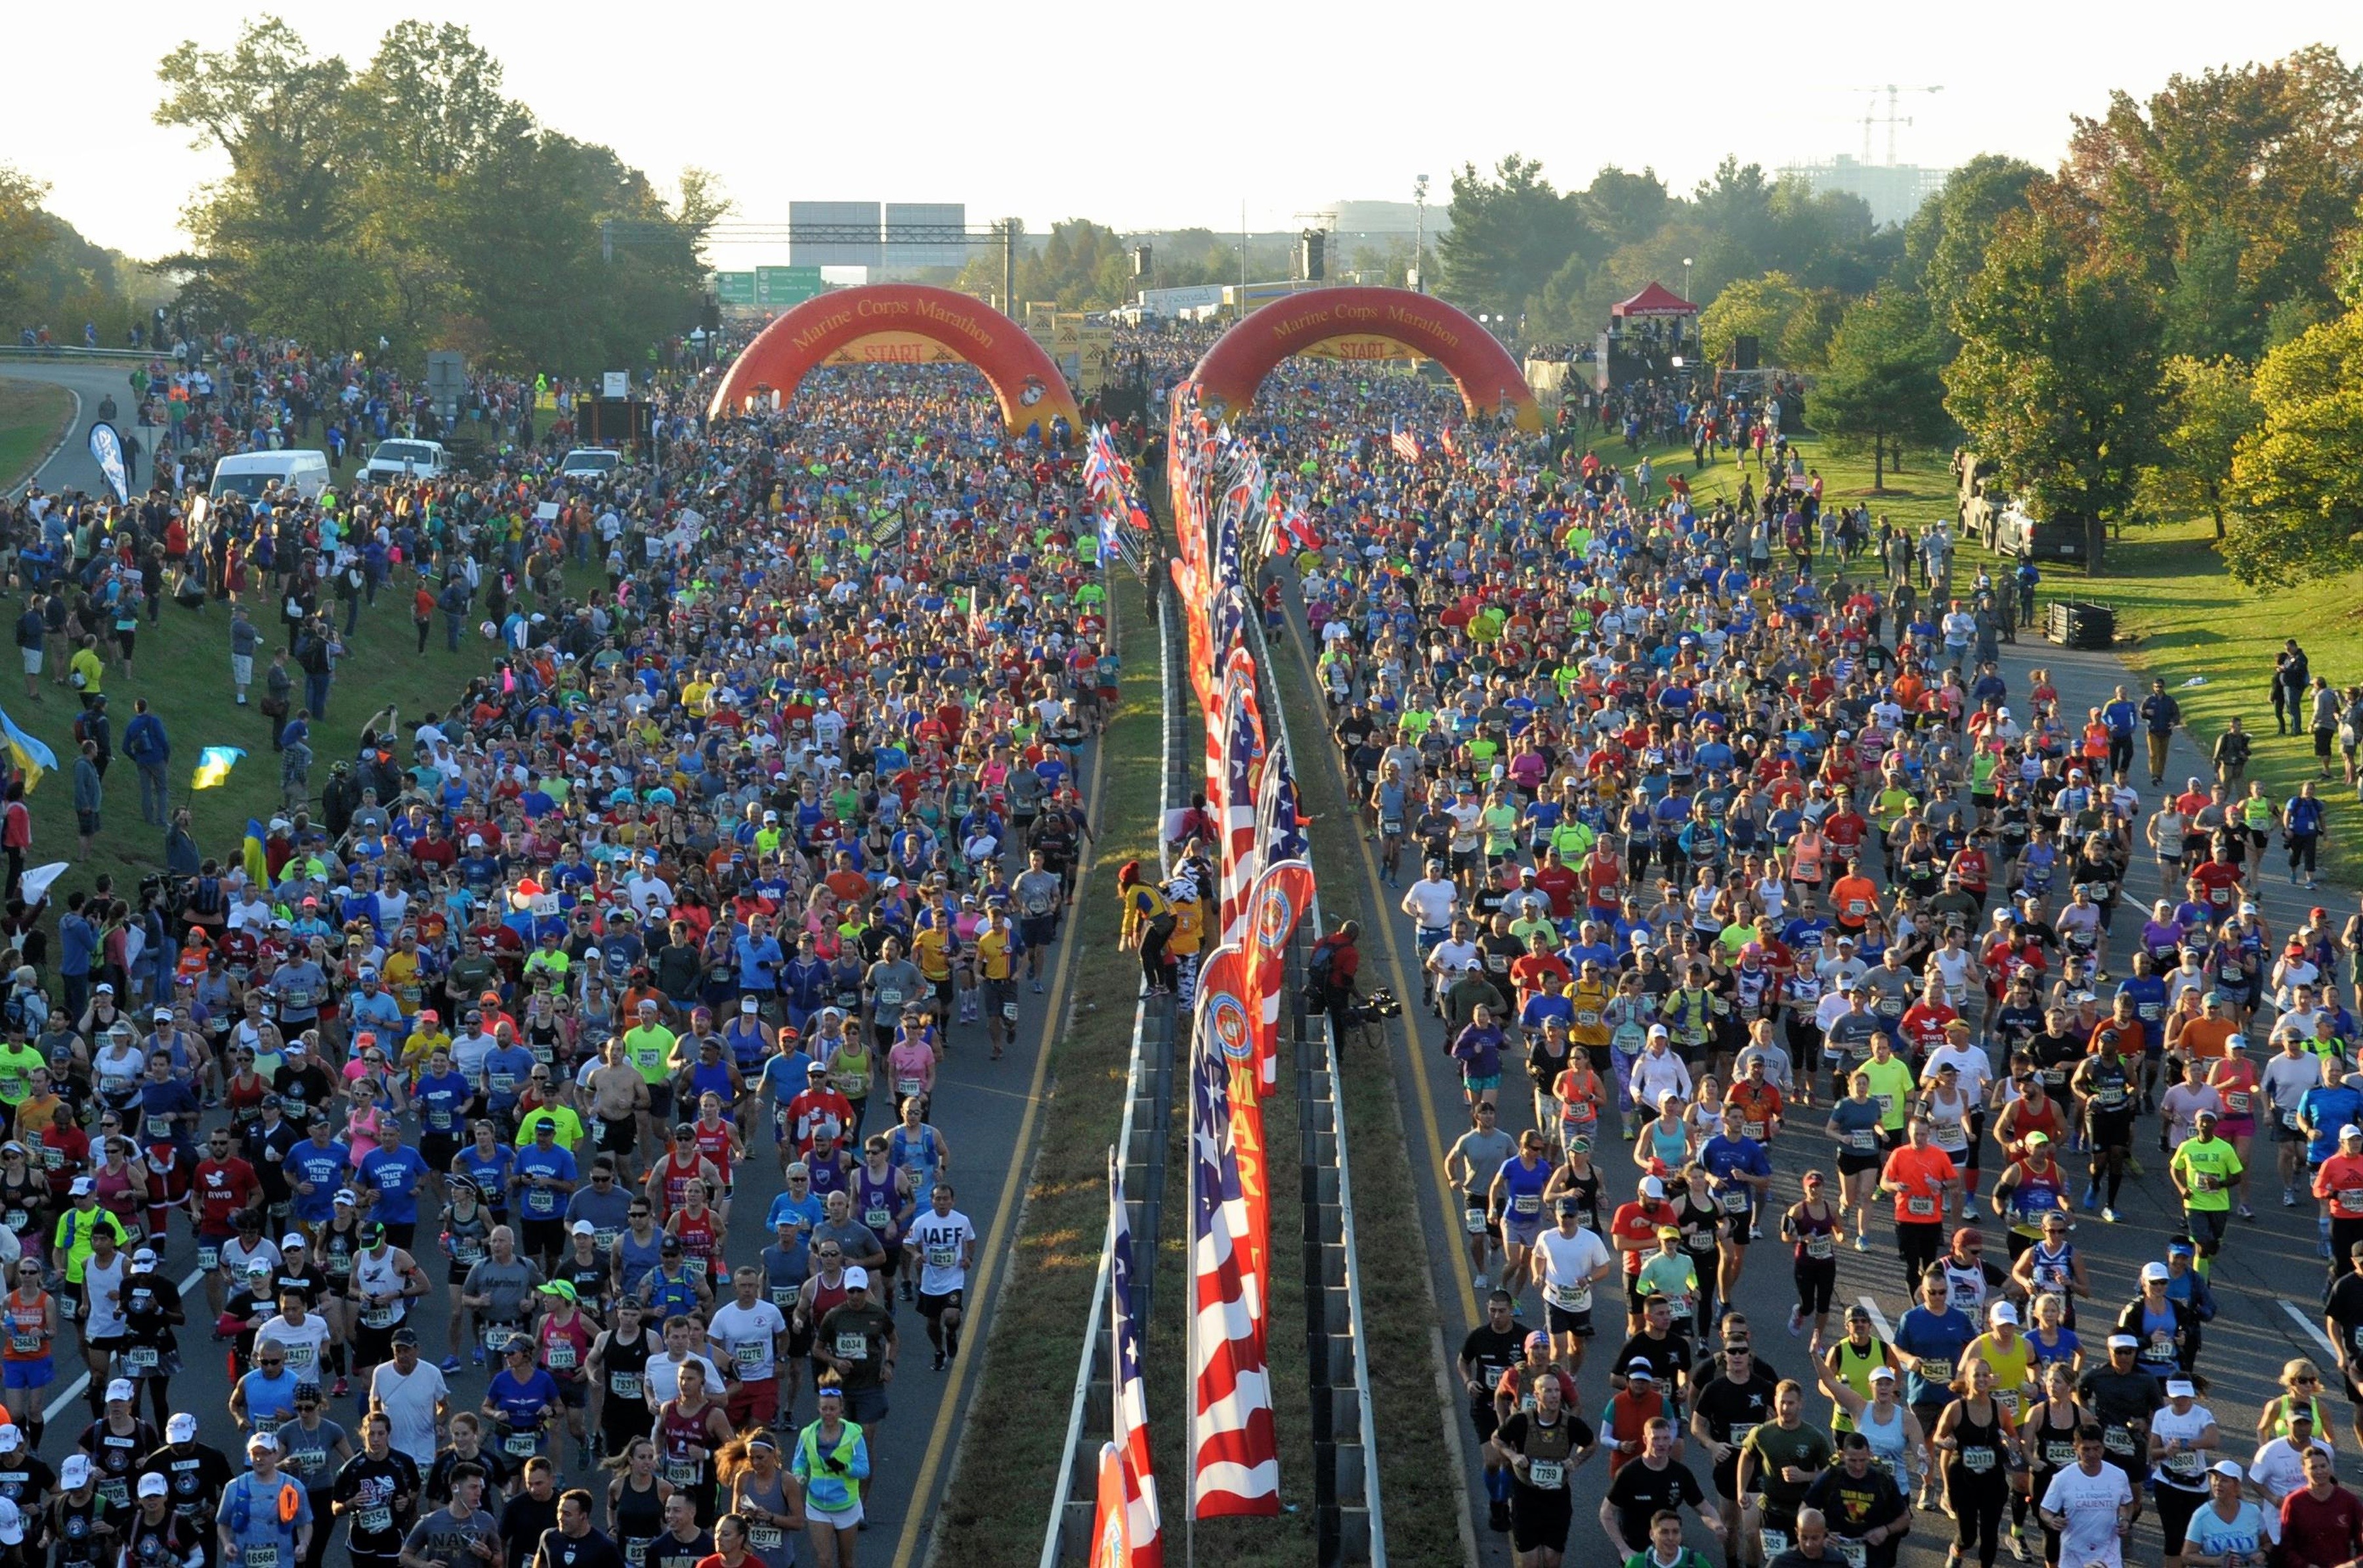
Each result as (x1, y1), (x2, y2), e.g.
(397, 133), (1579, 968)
(414, 1071), (473, 1137)
(359, 1146), (430, 1225)
(285, 1139), (352, 1223)
(485, 1366), (561, 1437)
(1895, 1305), (1976, 1408)
(480, 1046), (537, 1111)
(513, 1143), (578, 1221)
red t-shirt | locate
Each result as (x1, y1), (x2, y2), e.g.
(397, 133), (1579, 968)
(192, 1157), (261, 1236)
(1610, 1198), (1677, 1277)
(1882, 1144), (1958, 1223)
(2192, 860), (2243, 910)
(2282, 1484), (2363, 1568)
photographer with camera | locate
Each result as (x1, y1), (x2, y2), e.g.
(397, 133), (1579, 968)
(1308, 922), (1362, 1019)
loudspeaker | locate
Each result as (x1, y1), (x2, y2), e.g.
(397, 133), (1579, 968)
(1734, 335), (1760, 370)
(1299, 231), (1325, 282)
(1131, 245), (1153, 278)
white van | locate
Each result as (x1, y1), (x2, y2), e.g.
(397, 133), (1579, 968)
(209, 450), (331, 503)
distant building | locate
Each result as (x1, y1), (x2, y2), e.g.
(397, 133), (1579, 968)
(789, 201), (882, 270)
(1777, 155), (1948, 228)
(1328, 199), (1452, 238)
(883, 203), (968, 271)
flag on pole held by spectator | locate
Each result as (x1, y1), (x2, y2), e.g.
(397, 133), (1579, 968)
(1187, 1002), (1279, 1518)
(0, 708), (57, 792)
(191, 746), (245, 790)
(242, 820), (270, 888)
(1107, 1155), (1164, 1568)
(1389, 421), (1421, 463)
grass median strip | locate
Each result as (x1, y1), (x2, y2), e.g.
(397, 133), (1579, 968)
(929, 595), (1166, 1567)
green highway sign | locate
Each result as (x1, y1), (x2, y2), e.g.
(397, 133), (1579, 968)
(756, 265), (824, 307)
(715, 271), (756, 307)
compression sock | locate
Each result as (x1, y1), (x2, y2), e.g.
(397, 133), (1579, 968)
(946, 1323), (960, 1357)
(2011, 1493), (2027, 1529)
(2106, 1168), (2125, 1206)
(1485, 1466), (1511, 1504)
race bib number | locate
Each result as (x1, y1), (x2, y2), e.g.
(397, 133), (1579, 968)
(246, 1548), (280, 1568)
(609, 1371), (643, 1399)
(1511, 1194), (1541, 1216)
(357, 1505), (391, 1535)
(1543, 1282), (1590, 1313)
(1525, 1458), (1564, 1489)
(2339, 1188), (2363, 1211)
(1742, 1120), (1766, 1141)
(1002, 1002), (1020, 1024)
(1729, 1422), (1757, 1448)
(896, 1077), (923, 1097)
(925, 1244), (958, 1269)
(834, 1332), (868, 1361)
(1720, 1189), (1749, 1214)
(1850, 1130), (1877, 1153)
(2192, 1173), (2219, 1195)
(1464, 1206), (1488, 1235)
(1934, 1124), (1967, 1151)
(454, 1240), (484, 1265)
(429, 1108), (454, 1132)
(864, 1207), (892, 1230)
(1905, 1196), (1936, 1218)
(664, 1458), (697, 1486)
(2225, 1091), (2251, 1115)
(2103, 1426), (2135, 1456)
(1837, 1540), (1867, 1568)
(1963, 1445), (1995, 1473)
(1761, 1530), (1791, 1559)
(196, 1245), (219, 1272)
(360, 1304), (394, 1329)
(503, 1431), (538, 1457)
(2167, 1449), (2203, 1477)
(546, 1342), (578, 1372)
(1806, 1234), (1835, 1261)
(123, 1346), (158, 1373)
(1919, 1357), (1953, 1385)
(6, 1332), (35, 1355)
(876, 988), (903, 1010)
(733, 1340), (765, 1370)
(747, 1526), (784, 1552)
(2285, 1109), (2305, 1130)
(625, 1542), (648, 1567)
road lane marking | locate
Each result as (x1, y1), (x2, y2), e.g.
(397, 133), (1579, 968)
(1857, 1296), (1894, 1344)
(2282, 1298), (2343, 1365)
(45, 1262), (206, 1424)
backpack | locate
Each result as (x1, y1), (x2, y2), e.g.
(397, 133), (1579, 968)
(1308, 936), (1342, 999)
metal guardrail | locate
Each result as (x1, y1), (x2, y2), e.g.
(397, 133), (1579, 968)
(1040, 584), (1189, 1565)
(0, 345), (154, 363)
(1244, 612), (1385, 1567)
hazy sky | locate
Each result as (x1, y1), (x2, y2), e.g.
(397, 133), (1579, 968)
(9, 1), (2360, 265)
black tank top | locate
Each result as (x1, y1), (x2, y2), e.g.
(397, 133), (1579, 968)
(2028, 1401), (2081, 1476)
(612, 1473), (665, 1566)
(1948, 1400), (2005, 1485)
(602, 1328), (655, 1406)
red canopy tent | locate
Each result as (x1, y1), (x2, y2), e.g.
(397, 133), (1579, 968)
(1611, 282), (1696, 318)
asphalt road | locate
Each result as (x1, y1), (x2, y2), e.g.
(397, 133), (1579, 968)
(1272, 583), (2358, 1568)
(2, 356), (155, 499)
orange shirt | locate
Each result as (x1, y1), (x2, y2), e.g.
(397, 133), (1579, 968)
(2316, 1153), (2363, 1219)
(1830, 874), (1879, 925)
(2205, 1057), (2260, 1120)
(1726, 1082), (1785, 1141)
(2179, 1017), (2238, 1062)
(1882, 1143), (1959, 1223)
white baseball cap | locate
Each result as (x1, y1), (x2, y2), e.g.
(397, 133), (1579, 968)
(104, 1379), (133, 1404)
(843, 1265), (870, 1290)
(138, 1473), (168, 1499)
(60, 1455), (92, 1488)
(167, 1413), (197, 1444)
(0, 1496), (20, 1545)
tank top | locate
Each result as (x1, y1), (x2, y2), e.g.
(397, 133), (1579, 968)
(319, 1221), (359, 1284)
(2025, 1240), (2077, 1300)
(444, 1210), (491, 1273)
(888, 1126), (940, 1187)
(1789, 1204), (1838, 1267)
(658, 1154), (705, 1218)
(616, 1231), (662, 1298)
(831, 1042), (872, 1102)
(805, 1155), (849, 1204)
(1947, 1400), (2005, 1487)
(725, 1020), (768, 1076)
(658, 1402), (713, 1491)
(2009, 1161), (2068, 1230)
(2211, 1058), (2260, 1120)
(691, 1121), (735, 1186)
(538, 1313), (592, 1379)
(646, 1265), (701, 1321)
(601, 1329), (654, 1410)
(0, 1172), (40, 1235)
(1, 1289), (46, 1361)
(734, 1468), (798, 1568)
(854, 1166), (901, 1239)
(804, 1273), (851, 1326)
(1829, 1339), (1888, 1432)
(1859, 1399), (1910, 1491)
(612, 1474), (665, 1568)
(2028, 1401), (2083, 1479)
(670, 1212), (720, 1280)
(352, 1246), (405, 1326)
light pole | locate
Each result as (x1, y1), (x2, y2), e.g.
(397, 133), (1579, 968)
(1681, 257), (1693, 303)
(1413, 174), (1430, 293)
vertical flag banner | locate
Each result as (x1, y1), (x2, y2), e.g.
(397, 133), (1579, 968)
(242, 819), (270, 887)
(1109, 1156), (1164, 1568)
(1090, 1444), (1133, 1568)
(87, 423), (129, 505)
(1196, 945), (1267, 1307)
(1215, 650), (1266, 949)
(1243, 859), (1315, 1094)
(1187, 1006), (1280, 1517)
(0, 708), (58, 792)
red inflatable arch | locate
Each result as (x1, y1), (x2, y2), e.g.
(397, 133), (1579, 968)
(707, 283), (1083, 435)
(1191, 286), (1542, 433)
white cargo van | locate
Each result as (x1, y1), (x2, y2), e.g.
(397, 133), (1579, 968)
(209, 450), (331, 502)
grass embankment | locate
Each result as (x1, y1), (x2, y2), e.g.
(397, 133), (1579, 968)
(6, 557), (599, 901)
(929, 598), (1180, 1565)
(0, 380), (75, 492)
(1266, 624), (1472, 1567)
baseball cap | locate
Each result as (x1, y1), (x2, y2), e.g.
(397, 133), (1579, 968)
(391, 1327), (420, 1347)
(2140, 1261), (2169, 1282)
(1988, 1301), (2018, 1324)
(131, 1248), (156, 1270)
(843, 1266), (870, 1290)
(245, 1431), (278, 1454)
(138, 1473), (167, 1499)
(1868, 1365), (1897, 1381)
(60, 1455), (92, 1488)
(570, 1220), (597, 1236)
(104, 1379), (133, 1404)
(70, 1177), (93, 1197)
(0, 1425), (20, 1452)
(2107, 1334), (2139, 1351)
(167, 1414), (197, 1444)
(1625, 1359), (1657, 1381)
(0, 1497), (18, 1545)
(538, 1281), (578, 1303)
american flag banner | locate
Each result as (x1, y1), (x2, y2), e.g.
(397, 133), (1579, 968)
(1389, 421), (1422, 463)
(1216, 651), (1266, 948)
(1107, 1155), (1165, 1568)
(1188, 990), (1280, 1519)
(1254, 735), (1308, 866)
(1242, 853), (1314, 1095)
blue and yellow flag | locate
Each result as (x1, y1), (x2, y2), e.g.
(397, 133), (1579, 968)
(192, 746), (245, 790)
(243, 819), (269, 887)
(0, 708), (57, 792)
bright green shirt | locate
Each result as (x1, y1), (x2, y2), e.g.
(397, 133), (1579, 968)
(0, 1042), (41, 1105)
(2171, 1135), (2242, 1212)
(1862, 1057), (1918, 1130)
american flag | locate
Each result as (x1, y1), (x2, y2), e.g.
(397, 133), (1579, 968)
(1389, 421), (1421, 463)
(1108, 1155), (1164, 1567)
(1254, 738), (1308, 865)
(1216, 654), (1266, 948)
(1243, 856), (1313, 1097)
(1189, 1022), (1280, 1517)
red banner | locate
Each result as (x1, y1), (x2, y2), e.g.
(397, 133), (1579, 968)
(1090, 1442), (1133, 1568)
(1243, 859), (1315, 1095)
(1197, 946), (1269, 1315)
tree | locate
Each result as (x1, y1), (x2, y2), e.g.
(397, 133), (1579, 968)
(2137, 356), (2259, 540)
(1812, 289), (1951, 488)
(2226, 304), (2363, 586)
(1439, 155), (1591, 317)
(1699, 272), (1808, 362)
(1901, 154), (2043, 344)
(1944, 205), (2166, 573)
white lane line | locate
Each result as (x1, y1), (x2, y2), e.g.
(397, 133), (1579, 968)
(1857, 1295), (1894, 1344)
(43, 1263), (207, 1424)
(2282, 1298), (2343, 1365)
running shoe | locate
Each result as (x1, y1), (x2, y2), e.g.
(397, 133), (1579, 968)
(2238, 1204), (2256, 1221)
(1788, 1306), (1805, 1336)
(2101, 1207), (2119, 1224)
(438, 1355), (461, 1374)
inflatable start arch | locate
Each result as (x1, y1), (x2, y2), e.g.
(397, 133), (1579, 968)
(1191, 286), (1542, 432)
(707, 284), (1084, 435)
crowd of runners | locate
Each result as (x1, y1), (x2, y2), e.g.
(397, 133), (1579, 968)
(0, 344), (1118, 1568)
(1143, 347), (2363, 1568)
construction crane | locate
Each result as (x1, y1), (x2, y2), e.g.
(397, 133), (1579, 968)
(1861, 83), (1943, 165)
